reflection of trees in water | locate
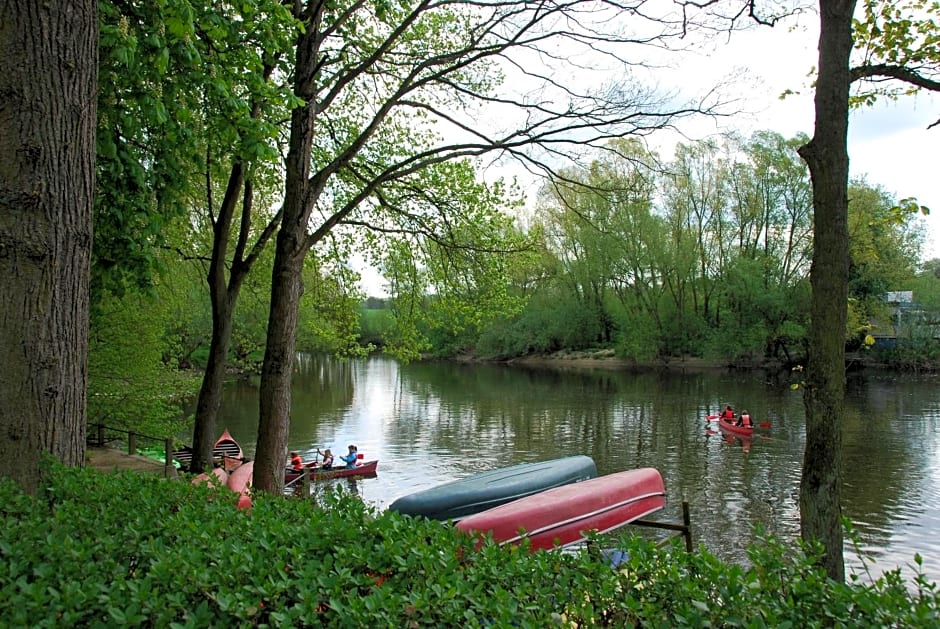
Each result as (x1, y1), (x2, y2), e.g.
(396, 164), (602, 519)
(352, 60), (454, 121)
(842, 374), (940, 551)
(289, 354), (355, 443)
(227, 356), (940, 577)
(221, 353), (356, 455)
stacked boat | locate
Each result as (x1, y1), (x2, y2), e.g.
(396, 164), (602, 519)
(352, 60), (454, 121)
(388, 456), (667, 552)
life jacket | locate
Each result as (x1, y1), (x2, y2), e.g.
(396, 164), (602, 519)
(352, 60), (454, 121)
(740, 413), (752, 428)
(721, 408), (735, 419)
(321, 455), (333, 469)
(290, 454), (303, 470)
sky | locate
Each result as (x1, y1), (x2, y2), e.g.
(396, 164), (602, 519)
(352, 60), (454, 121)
(355, 11), (940, 297)
(668, 19), (940, 259)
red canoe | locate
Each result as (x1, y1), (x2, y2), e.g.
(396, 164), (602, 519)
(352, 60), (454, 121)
(172, 428), (244, 472)
(192, 466), (228, 488)
(716, 419), (754, 438)
(456, 467), (666, 552)
(227, 460), (253, 494)
(284, 459), (379, 484)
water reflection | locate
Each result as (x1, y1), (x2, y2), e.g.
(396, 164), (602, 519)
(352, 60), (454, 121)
(218, 355), (940, 584)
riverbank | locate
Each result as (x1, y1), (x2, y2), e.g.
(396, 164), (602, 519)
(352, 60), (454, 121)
(458, 348), (934, 372)
(86, 446), (178, 478)
(505, 349), (726, 370)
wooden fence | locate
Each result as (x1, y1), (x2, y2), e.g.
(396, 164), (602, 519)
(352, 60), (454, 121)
(87, 422), (176, 478)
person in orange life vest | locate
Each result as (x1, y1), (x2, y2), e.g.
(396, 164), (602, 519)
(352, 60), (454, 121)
(736, 410), (753, 428)
(720, 405), (735, 420)
(289, 451), (303, 471)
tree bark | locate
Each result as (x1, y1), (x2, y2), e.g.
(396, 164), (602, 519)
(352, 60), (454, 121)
(254, 8), (321, 492)
(0, 1), (98, 492)
(190, 164), (245, 472)
(796, 0), (856, 582)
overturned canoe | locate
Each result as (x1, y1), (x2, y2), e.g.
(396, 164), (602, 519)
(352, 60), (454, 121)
(227, 460), (253, 495)
(388, 455), (597, 521)
(456, 467), (666, 552)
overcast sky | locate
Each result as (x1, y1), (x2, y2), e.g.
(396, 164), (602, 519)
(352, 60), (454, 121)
(355, 11), (939, 297)
(671, 18), (940, 259)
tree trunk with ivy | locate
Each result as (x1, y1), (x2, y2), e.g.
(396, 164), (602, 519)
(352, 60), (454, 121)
(0, 1), (98, 492)
(797, 0), (856, 582)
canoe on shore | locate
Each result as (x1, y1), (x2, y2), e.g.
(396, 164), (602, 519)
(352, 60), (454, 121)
(227, 460), (254, 494)
(172, 429), (243, 472)
(388, 455), (597, 522)
(456, 467), (667, 552)
(284, 459), (379, 484)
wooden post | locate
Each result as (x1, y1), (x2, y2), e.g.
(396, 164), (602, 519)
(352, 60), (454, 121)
(681, 501), (692, 552)
(302, 467), (311, 496)
(97, 423), (105, 446)
(164, 437), (174, 478)
(128, 431), (136, 456)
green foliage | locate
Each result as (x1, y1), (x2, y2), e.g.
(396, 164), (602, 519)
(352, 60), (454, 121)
(297, 258), (368, 358)
(95, 0), (295, 299)
(467, 131), (931, 365)
(374, 162), (534, 360)
(475, 286), (603, 359)
(610, 304), (661, 363)
(88, 291), (199, 438)
(852, 0), (940, 105)
(3, 466), (939, 627)
(359, 307), (397, 348)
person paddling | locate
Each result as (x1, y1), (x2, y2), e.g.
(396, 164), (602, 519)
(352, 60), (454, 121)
(736, 410), (753, 428)
(289, 451), (304, 471)
(316, 448), (334, 469)
(720, 405), (735, 421)
(339, 444), (359, 469)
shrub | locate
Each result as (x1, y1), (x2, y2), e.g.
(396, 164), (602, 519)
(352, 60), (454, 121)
(1, 465), (938, 627)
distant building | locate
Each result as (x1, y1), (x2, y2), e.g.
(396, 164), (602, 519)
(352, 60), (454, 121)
(870, 291), (938, 349)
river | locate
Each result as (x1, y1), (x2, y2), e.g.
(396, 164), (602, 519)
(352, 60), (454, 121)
(217, 354), (940, 585)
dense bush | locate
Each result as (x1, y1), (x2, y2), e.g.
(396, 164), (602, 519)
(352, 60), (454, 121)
(2, 465), (938, 627)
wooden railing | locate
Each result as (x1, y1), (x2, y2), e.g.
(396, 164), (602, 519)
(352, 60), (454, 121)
(633, 500), (693, 552)
(87, 422), (177, 478)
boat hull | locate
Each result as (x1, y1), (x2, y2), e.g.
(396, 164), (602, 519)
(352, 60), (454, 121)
(172, 428), (243, 472)
(227, 460), (253, 494)
(388, 455), (597, 521)
(717, 419), (754, 437)
(284, 460), (379, 483)
(455, 467), (666, 552)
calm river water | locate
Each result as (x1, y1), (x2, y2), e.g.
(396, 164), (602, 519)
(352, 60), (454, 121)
(218, 354), (940, 584)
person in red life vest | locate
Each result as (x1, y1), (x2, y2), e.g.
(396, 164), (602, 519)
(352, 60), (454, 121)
(736, 410), (753, 428)
(720, 405), (735, 420)
(289, 451), (303, 471)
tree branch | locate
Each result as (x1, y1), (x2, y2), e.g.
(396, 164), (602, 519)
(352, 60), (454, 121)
(850, 63), (940, 92)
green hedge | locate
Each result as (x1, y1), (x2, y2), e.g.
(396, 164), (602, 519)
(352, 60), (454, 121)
(1, 465), (938, 627)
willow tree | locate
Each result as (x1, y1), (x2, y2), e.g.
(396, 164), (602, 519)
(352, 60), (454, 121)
(252, 0), (726, 492)
(0, 2), (98, 492)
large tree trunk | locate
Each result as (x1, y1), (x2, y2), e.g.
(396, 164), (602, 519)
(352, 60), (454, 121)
(0, 1), (98, 492)
(796, 0), (856, 582)
(253, 11), (321, 492)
